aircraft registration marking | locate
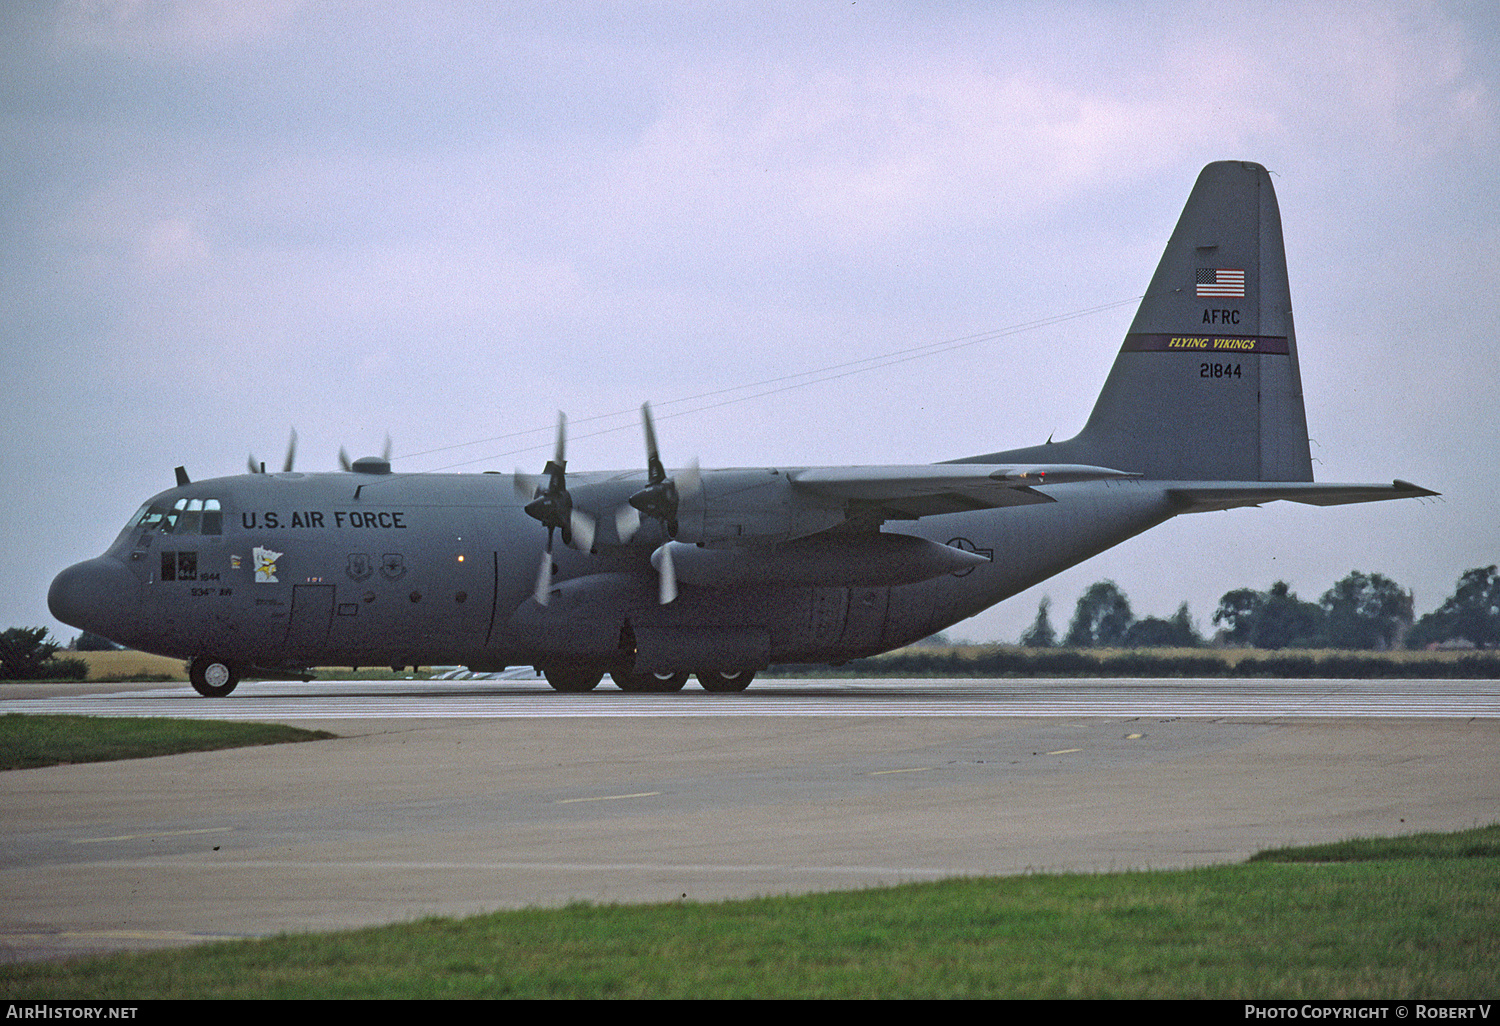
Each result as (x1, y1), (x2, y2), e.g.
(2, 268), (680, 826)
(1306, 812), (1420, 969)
(1200, 362), (1243, 379)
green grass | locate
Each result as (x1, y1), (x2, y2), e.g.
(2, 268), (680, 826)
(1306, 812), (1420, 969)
(0, 713), (335, 770)
(1251, 823), (1500, 863)
(2, 827), (1495, 999)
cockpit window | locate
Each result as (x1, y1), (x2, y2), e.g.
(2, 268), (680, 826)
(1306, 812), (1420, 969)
(134, 498), (222, 536)
(134, 503), (173, 533)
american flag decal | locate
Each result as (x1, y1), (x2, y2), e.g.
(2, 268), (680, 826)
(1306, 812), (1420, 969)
(1196, 268), (1245, 297)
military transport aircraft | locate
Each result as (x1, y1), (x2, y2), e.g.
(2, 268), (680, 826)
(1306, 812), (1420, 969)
(49, 161), (1436, 696)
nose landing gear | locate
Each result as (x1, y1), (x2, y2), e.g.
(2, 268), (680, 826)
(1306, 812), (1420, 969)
(189, 656), (239, 697)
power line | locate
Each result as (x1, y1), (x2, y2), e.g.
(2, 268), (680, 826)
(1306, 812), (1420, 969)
(407, 295), (1141, 471)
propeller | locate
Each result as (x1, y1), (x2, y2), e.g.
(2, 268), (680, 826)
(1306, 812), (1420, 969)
(616, 403), (701, 544)
(518, 413), (596, 605)
(340, 435), (392, 472)
(249, 429), (297, 474)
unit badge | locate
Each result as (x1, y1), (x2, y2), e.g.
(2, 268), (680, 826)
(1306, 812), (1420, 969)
(346, 553), (373, 582)
(253, 546), (283, 583)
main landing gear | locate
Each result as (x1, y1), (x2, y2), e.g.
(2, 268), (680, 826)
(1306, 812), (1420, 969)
(696, 669), (755, 693)
(541, 665), (605, 692)
(612, 669), (690, 693)
(539, 666), (757, 693)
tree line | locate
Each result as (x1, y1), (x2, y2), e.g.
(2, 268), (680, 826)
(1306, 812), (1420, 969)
(1020, 566), (1500, 650)
(0, 627), (89, 681)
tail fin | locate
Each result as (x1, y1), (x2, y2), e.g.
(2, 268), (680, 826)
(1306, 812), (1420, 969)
(985, 160), (1314, 483)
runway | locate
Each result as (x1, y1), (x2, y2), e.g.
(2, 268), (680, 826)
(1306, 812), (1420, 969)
(2, 677), (1497, 961)
(3, 675), (1495, 719)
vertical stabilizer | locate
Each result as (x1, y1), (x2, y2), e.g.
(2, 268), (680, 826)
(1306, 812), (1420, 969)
(976, 161), (1314, 482)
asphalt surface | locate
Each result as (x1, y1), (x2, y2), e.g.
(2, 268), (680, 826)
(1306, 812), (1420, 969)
(2, 677), (1497, 962)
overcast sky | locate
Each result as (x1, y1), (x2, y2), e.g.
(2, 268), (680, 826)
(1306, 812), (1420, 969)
(5, 1), (1497, 647)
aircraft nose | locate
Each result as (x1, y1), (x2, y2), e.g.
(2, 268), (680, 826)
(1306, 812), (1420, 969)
(48, 556), (140, 645)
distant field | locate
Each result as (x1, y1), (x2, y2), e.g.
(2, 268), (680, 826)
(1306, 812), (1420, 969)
(773, 644), (1500, 679)
(885, 643), (1482, 666)
(27, 652), (438, 683)
(64, 649), (187, 681)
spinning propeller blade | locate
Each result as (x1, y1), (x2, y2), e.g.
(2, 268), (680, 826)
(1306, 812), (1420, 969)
(249, 429), (297, 475)
(523, 413), (597, 603)
(617, 402), (700, 543)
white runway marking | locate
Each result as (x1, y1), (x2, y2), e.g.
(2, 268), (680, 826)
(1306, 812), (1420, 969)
(3, 677), (1495, 720)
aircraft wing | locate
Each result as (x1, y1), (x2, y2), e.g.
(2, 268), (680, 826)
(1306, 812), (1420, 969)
(789, 464), (1140, 519)
(1168, 480), (1439, 513)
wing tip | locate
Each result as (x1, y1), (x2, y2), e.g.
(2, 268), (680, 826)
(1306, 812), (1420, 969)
(1393, 479), (1441, 498)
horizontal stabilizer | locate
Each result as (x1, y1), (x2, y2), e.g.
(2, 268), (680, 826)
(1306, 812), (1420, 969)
(1169, 479), (1438, 514)
(791, 464), (1140, 518)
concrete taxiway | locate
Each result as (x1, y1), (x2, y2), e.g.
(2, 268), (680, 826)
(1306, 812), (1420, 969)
(2, 677), (1497, 961)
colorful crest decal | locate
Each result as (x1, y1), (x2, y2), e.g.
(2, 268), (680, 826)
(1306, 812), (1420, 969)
(254, 546), (283, 583)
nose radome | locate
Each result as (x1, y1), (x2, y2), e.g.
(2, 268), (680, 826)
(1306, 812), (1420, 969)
(48, 557), (139, 645)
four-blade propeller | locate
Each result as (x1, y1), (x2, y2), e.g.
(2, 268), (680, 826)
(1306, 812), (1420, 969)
(517, 413), (598, 605)
(615, 402), (701, 548)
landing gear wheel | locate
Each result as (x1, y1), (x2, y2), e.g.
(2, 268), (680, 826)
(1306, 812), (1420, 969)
(544, 666), (603, 693)
(612, 670), (689, 693)
(697, 669), (755, 693)
(189, 657), (239, 697)
(611, 669), (648, 693)
(645, 671), (689, 692)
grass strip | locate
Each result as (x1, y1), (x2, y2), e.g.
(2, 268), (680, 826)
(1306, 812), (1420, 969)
(0, 713), (335, 770)
(1251, 823), (1500, 863)
(1, 831), (1495, 999)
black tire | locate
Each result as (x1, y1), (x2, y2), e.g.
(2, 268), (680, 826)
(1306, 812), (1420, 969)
(697, 669), (755, 693)
(613, 670), (689, 693)
(544, 666), (603, 692)
(189, 657), (239, 698)
(611, 669), (648, 693)
(645, 671), (689, 692)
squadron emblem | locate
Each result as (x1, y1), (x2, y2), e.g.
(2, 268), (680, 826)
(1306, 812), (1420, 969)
(253, 546), (283, 583)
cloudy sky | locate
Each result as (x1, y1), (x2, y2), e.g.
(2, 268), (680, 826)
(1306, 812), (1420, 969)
(5, 0), (1497, 647)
